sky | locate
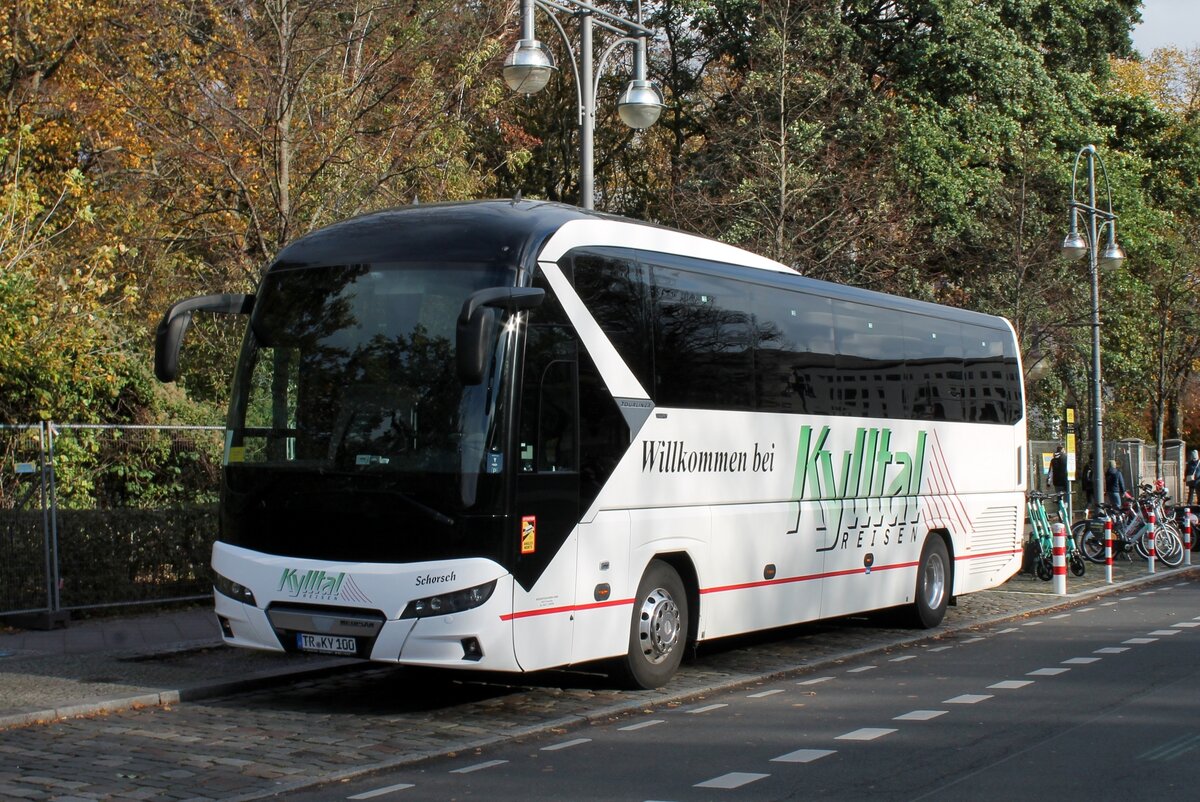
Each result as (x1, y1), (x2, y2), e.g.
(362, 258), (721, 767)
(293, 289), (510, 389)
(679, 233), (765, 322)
(1131, 0), (1200, 55)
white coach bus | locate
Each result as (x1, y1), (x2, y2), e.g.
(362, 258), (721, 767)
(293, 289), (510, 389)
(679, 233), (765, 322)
(155, 200), (1027, 689)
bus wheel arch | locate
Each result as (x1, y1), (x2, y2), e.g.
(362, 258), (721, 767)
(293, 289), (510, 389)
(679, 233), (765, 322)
(909, 530), (952, 629)
(612, 554), (694, 689)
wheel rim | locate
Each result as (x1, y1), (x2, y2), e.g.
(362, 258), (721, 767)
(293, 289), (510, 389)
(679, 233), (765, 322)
(922, 551), (946, 610)
(637, 586), (681, 665)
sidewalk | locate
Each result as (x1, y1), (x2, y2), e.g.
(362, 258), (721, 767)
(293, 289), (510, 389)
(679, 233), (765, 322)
(0, 606), (359, 729)
(1, 558), (1195, 731)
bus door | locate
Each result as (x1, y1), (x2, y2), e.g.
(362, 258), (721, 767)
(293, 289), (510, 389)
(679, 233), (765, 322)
(512, 302), (581, 670)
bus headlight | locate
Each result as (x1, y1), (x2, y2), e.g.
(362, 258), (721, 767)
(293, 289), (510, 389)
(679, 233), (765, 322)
(401, 580), (497, 619)
(214, 572), (257, 606)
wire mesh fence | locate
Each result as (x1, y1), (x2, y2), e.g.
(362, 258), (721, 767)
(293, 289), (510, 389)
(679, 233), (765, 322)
(1, 423), (223, 619)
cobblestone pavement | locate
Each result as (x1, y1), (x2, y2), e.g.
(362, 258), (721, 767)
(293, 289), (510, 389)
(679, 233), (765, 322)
(0, 561), (1195, 801)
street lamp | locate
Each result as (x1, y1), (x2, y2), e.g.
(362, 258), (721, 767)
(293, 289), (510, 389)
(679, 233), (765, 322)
(503, 0), (664, 210)
(1062, 144), (1126, 510)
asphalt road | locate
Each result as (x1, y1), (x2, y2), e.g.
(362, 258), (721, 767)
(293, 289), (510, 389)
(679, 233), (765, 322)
(287, 580), (1200, 801)
(1, 566), (1193, 801)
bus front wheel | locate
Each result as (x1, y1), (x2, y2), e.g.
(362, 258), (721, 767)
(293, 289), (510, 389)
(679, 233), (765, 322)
(614, 560), (688, 690)
(909, 535), (949, 629)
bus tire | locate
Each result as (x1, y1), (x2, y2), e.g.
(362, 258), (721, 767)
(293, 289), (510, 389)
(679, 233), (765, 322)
(909, 535), (949, 629)
(614, 560), (688, 690)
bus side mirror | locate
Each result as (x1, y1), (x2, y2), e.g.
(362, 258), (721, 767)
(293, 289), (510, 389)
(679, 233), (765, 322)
(155, 293), (255, 382)
(456, 287), (545, 385)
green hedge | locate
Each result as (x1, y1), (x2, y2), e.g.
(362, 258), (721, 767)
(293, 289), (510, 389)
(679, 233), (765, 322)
(0, 511), (52, 612)
(54, 505), (217, 608)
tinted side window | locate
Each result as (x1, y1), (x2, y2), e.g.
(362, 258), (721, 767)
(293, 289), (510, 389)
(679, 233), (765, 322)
(963, 323), (1012, 423)
(650, 265), (754, 411)
(905, 315), (964, 422)
(567, 251), (655, 398)
(750, 287), (837, 415)
(833, 300), (904, 419)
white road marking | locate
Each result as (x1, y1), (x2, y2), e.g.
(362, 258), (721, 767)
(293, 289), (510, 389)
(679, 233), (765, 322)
(1095, 647), (1129, 654)
(847, 665), (877, 673)
(1149, 630), (1181, 636)
(1121, 596), (1138, 601)
(995, 627), (1018, 634)
(927, 646), (953, 652)
(962, 637), (986, 643)
(1022, 621), (1043, 627)
(451, 760), (508, 774)
(1027, 668), (1070, 676)
(542, 738), (591, 751)
(1051, 614), (1071, 620)
(772, 748), (837, 763)
(1062, 657), (1100, 665)
(988, 680), (1034, 690)
(687, 704), (728, 714)
(1174, 622), (1200, 628)
(798, 676), (834, 686)
(348, 783), (415, 799)
(837, 728), (897, 741)
(894, 710), (947, 721)
(944, 694), (993, 704)
(619, 719), (664, 731)
(748, 689), (785, 698)
(696, 772), (769, 789)
(890, 655), (917, 662)
(1077, 607), (1096, 612)
(1102, 602), (1119, 606)
(1124, 638), (1159, 645)
(1140, 591), (1157, 596)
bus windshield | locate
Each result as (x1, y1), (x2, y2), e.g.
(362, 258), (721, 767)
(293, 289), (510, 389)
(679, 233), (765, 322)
(221, 262), (517, 562)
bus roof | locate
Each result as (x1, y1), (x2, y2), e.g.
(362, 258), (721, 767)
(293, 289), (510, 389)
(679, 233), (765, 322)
(267, 199), (1011, 332)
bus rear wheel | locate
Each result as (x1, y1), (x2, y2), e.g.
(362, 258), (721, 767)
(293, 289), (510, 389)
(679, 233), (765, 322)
(614, 560), (688, 690)
(908, 535), (949, 629)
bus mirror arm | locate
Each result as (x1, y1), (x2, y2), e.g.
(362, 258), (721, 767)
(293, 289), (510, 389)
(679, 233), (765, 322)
(155, 293), (255, 382)
(456, 287), (545, 384)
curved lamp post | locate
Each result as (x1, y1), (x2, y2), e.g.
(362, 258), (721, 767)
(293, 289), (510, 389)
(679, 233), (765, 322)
(1062, 144), (1126, 510)
(503, 0), (664, 210)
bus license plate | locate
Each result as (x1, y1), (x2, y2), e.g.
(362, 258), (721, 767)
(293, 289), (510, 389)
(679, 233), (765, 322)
(296, 633), (357, 655)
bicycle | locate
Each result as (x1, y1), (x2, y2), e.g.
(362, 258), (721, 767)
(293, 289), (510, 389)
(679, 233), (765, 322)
(1073, 484), (1183, 568)
(1026, 491), (1085, 580)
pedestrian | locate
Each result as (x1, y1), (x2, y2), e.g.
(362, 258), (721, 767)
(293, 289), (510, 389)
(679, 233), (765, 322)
(1186, 449), (1200, 507)
(1104, 459), (1126, 511)
(1082, 462), (1095, 508)
(1047, 445), (1069, 498)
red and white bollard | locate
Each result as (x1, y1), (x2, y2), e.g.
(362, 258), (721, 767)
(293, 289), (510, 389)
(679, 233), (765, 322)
(1104, 518), (1113, 584)
(1186, 509), (1193, 567)
(1147, 511), (1156, 574)
(1052, 523), (1068, 595)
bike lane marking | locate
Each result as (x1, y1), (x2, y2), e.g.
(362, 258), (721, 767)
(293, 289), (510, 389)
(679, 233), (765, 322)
(450, 760), (508, 774)
(695, 772), (769, 789)
(541, 738), (591, 752)
(347, 783), (415, 799)
(772, 748), (837, 763)
(894, 710), (947, 721)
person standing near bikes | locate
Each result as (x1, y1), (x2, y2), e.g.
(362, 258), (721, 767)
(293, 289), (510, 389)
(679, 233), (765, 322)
(1185, 450), (1200, 506)
(1105, 459), (1126, 510)
(1048, 446), (1069, 496)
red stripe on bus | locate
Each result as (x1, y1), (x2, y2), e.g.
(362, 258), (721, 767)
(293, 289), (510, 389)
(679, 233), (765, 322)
(700, 561), (920, 596)
(500, 597), (634, 621)
(954, 549), (1022, 561)
(501, 549), (1022, 620)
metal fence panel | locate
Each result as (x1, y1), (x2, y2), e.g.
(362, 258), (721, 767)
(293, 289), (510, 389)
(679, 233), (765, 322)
(49, 425), (223, 612)
(0, 424), (54, 616)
